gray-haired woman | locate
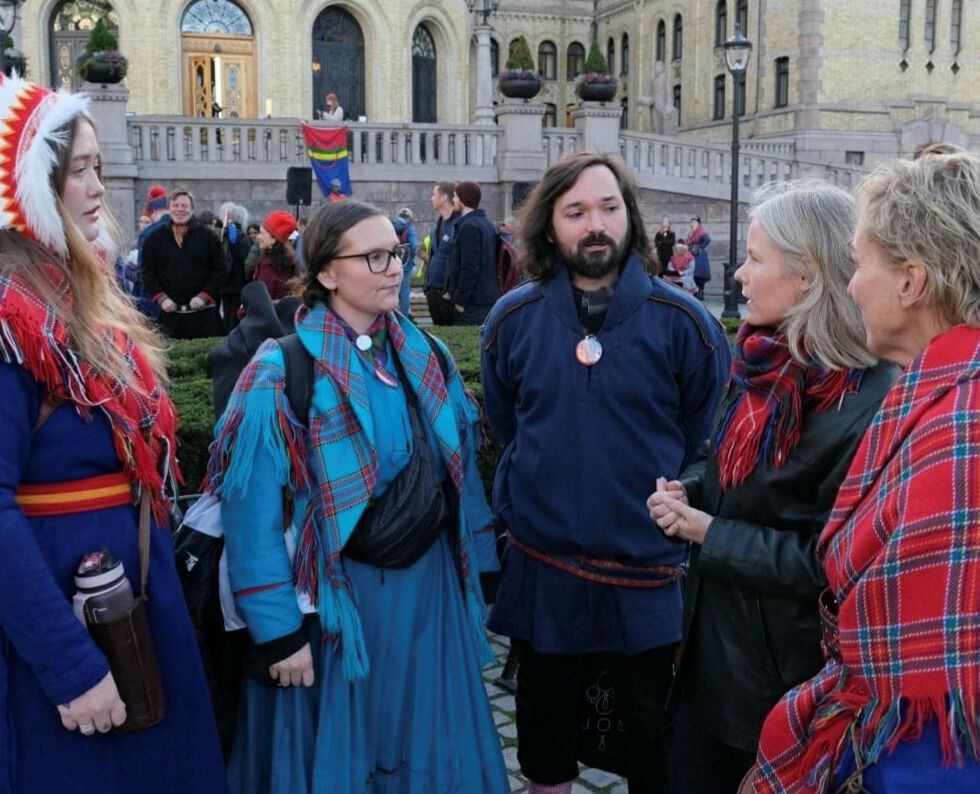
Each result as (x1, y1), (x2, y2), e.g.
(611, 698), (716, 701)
(646, 181), (897, 793)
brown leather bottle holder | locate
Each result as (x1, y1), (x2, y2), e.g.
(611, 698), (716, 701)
(86, 491), (166, 733)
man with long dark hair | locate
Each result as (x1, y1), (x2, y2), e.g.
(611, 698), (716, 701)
(481, 151), (730, 794)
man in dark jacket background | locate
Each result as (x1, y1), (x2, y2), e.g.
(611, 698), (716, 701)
(424, 181), (460, 325)
(445, 180), (499, 325)
(141, 189), (228, 339)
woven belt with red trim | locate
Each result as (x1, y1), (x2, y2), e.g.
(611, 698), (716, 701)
(14, 472), (133, 517)
(506, 532), (683, 588)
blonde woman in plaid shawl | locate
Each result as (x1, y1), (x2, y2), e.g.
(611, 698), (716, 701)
(647, 182), (896, 794)
(748, 148), (980, 792)
(209, 199), (508, 794)
(0, 75), (226, 791)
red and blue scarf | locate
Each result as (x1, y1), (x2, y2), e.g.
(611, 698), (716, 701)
(753, 324), (980, 793)
(715, 325), (862, 489)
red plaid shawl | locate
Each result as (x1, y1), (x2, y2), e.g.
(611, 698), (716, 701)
(754, 324), (980, 793)
(0, 268), (180, 523)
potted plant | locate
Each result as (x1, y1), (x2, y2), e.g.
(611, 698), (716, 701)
(2, 36), (27, 78)
(76, 18), (127, 85)
(575, 41), (617, 102)
(498, 35), (541, 99)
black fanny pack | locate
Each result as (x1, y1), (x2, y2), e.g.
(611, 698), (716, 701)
(343, 354), (452, 569)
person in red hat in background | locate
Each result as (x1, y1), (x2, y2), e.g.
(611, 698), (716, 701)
(252, 210), (299, 301)
(0, 73), (227, 792)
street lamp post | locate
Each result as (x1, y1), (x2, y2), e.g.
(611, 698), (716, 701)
(0, 0), (20, 78)
(721, 23), (752, 319)
(466, 0), (499, 125)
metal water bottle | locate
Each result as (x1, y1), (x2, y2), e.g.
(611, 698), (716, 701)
(72, 548), (135, 626)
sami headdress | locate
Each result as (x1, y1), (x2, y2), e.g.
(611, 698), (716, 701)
(0, 73), (89, 257)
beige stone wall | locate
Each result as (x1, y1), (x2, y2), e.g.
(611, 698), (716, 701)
(18, 0), (979, 150)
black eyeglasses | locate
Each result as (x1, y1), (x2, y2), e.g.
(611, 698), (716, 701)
(331, 242), (411, 274)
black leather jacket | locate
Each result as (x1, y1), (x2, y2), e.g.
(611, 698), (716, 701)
(675, 361), (897, 751)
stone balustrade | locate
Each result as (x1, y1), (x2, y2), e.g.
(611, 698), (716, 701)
(129, 117), (501, 183)
(617, 131), (868, 200)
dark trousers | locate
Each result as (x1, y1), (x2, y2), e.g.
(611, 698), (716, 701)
(514, 638), (675, 794)
(424, 287), (456, 326)
(669, 699), (755, 794)
(220, 291), (241, 332)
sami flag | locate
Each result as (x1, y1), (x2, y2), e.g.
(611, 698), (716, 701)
(301, 123), (352, 198)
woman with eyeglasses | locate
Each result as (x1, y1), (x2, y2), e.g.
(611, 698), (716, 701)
(209, 199), (509, 794)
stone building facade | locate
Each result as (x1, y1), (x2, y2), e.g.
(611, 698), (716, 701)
(20, 0), (978, 165)
(595, 0), (980, 163)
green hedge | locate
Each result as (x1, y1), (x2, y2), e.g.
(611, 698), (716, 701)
(168, 317), (737, 493)
(168, 326), (485, 492)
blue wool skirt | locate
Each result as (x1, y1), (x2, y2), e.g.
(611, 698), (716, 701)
(228, 534), (508, 794)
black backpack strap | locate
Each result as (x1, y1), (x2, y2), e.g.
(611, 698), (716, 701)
(279, 333), (314, 425)
(280, 328), (446, 426)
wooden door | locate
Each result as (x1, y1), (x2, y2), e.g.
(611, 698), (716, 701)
(182, 33), (256, 118)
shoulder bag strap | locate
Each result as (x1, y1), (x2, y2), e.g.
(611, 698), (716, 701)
(138, 489), (151, 598)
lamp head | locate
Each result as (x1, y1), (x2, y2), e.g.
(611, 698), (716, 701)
(723, 23), (752, 74)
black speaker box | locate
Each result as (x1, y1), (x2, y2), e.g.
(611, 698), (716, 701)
(286, 167), (312, 206)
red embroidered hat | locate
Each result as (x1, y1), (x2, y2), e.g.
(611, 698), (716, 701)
(262, 209), (297, 244)
(0, 73), (90, 257)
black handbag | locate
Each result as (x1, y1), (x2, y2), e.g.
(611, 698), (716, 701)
(343, 353), (452, 569)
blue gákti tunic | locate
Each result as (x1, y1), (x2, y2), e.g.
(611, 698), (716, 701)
(0, 363), (227, 794)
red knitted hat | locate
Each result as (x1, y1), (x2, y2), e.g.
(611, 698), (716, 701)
(145, 185), (168, 212)
(262, 209), (297, 244)
(0, 73), (90, 256)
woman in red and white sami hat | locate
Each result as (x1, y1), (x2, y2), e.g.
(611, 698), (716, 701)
(0, 74), (227, 792)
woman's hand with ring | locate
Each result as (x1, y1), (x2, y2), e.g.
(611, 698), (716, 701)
(57, 672), (127, 734)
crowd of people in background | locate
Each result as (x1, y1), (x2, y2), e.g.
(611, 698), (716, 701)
(117, 173), (519, 338)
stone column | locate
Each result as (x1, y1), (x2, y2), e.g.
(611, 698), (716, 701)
(495, 100), (546, 217)
(570, 104), (623, 155)
(83, 82), (138, 237)
(473, 23), (495, 125)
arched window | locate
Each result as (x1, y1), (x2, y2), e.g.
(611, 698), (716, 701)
(538, 40), (557, 80)
(950, 0), (962, 55)
(899, 0), (911, 49)
(672, 15), (683, 60)
(491, 38), (499, 76)
(656, 20), (666, 62)
(567, 42), (585, 79)
(50, 1), (119, 91)
(182, 0), (252, 33)
(411, 24), (436, 122)
(621, 33), (629, 75)
(925, 0), (936, 53)
(312, 7), (365, 120)
(180, 0), (255, 117)
(736, 0), (748, 35)
(715, 1), (727, 45)
(606, 37), (615, 75)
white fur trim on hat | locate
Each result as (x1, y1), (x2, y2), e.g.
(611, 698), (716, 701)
(0, 73), (89, 257)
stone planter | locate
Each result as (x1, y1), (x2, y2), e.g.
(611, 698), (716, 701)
(498, 75), (542, 100)
(576, 80), (618, 103)
(78, 60), (126, 85)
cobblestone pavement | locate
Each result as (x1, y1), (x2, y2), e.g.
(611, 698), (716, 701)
(484, 634), (631, 794)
